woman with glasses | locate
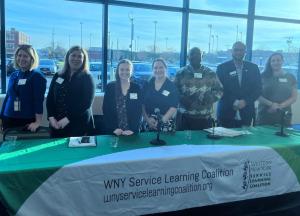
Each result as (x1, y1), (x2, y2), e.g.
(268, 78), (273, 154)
(0, 44), (46, 132)
(46, 46), (95, 138)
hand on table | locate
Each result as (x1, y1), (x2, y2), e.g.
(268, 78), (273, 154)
(49, 117), (59, 129)
(27, 122), (40, 132)
(147, 117), (158, 129)
(113, 128), (123, 136)
(238, 100), (247, 109)
(122, 130), (134, 136)
(57, 117), (70, 129)
(268, 102), (280, 113)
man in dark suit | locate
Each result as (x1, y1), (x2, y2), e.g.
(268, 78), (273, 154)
(216, 41), (262, 128)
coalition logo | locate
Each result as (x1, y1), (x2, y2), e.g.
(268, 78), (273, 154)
(242, 160), (250, 191)
(242, 160), (272, 192)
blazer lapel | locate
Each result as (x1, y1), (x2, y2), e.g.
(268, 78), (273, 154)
(240, 63), (248, 88)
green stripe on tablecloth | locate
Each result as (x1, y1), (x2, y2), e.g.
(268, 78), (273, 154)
(1, 126), (300, 174)
(1, 126), (300, 215)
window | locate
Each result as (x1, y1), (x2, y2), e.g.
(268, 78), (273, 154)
(256, 0), (300, 20)
(6, 43), (14, 49)
(119, 0), (182, 7)
(190, 0), (248, 14)
(5, 0), (102, 91)
(108, 6), (182, 83)
(0, 21), (1, 91)
(253, 20), (300, 80)
(188, 14), (247, 71)
(6, 31), (15, 40)
(2, 0), (300, 93)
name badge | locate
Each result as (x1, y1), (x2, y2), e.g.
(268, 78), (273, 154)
(18, 79), (27, 85)
(279, 78), (287, 83)
(56, 77), (64, 84)
(229, 71), (237, 76)
(130, 93), (138, 99)
(194, 73), (202, 79)
(162, 90), (170, 96)
(14, 98), (21, 112)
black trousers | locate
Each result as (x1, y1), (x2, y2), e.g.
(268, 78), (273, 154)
(49, 123), (92, 138)
(218, 118), (252, 128)
(1, 116), (35, 131)
(0, 201), (8, 216)
(177, 113), (212, 131)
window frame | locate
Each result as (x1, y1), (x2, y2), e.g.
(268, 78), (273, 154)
(1, 0), (300, 93)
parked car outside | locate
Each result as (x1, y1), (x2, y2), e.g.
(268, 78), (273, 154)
(89, 61), (102, 89)
(132, 62), (152, 80)
(283, 65), (298, 78)
(6, 58), (16, 76)
(37, 59), (58, 75)
(202, 62), (217, 72)
(131, 62), (180, 86)
(90, 61), (116, 90)
(167, 65), (179, 81)
(89, 61), (179, 89)
(130, 62), (151, 87)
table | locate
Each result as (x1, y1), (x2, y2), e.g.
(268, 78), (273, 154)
(1, 126), (300, 216)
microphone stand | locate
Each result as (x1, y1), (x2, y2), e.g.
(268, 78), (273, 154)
(275, 110), (289, 137)
(207, 117), (222, 140)
(150, 112), (166, 145)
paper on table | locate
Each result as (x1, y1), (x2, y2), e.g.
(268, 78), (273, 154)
(204, 127), (252, 137)
(68, 136), (96, 147)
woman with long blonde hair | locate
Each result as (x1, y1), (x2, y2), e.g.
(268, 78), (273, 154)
(0, 44), (46, 132)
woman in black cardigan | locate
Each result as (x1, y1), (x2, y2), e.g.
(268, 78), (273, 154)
(46, 46), (95, 138)
(103, 59), (142, 135)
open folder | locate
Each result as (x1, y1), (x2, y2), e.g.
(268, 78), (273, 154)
(204, 127), (252, 137)
(68, 136), (97, 147)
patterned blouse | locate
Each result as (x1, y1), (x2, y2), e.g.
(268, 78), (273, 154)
(116, 93), (129, 130)
(55, 80), (68, 120)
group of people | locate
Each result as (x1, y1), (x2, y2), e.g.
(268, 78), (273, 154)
(0, 41), (298, 138)
(0, 45), (95, 138)
(103, 58), (179, 136)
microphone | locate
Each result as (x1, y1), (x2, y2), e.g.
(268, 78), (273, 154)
(150, 108), (166, 145)
(277, 109), (291, 117)
(154, 108), (162, 130)
(154, 108), (162, 131)
(207, 116), (222, 140)
(154, 108), (161, 118)
(206, 103), (222, 139)
(275, 109), (290, 137)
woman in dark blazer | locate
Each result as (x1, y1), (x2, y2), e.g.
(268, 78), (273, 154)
(103, 59), (142, 135)
(46, 46), (95, 138)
